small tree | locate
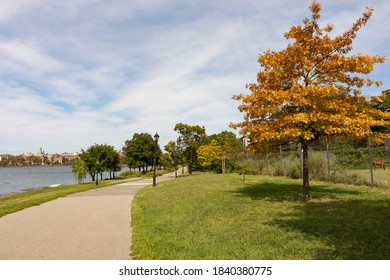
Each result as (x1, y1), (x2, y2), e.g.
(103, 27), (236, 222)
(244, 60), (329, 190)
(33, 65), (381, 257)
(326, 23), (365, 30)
(231, 1), (390, 201)
(71, 158), (87, 183)
(164, 140), (181, 177)
(174, 123), (206, 175)
(197, 140), (222, 173)
(214, 131), (244, 174)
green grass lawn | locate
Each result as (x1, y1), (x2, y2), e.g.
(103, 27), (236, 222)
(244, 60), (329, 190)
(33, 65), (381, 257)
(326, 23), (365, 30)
(131, 173), (390, 260)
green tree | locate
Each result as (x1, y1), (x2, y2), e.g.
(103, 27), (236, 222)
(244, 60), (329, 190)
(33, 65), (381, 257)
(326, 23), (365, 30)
(98, 144), (121, 179)
(211, 131), (244, 174)
(164, 140), (181, 177)
(174, 123), (206, 175)
(79, 144), (121, 181)
(122, 133), (162, 173)
(71, 158), (87, 183)
(197, 140), (221, 173)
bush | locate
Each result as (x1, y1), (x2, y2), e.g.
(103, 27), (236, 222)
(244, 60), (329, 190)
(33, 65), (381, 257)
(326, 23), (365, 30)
(286, 161), (301, 179)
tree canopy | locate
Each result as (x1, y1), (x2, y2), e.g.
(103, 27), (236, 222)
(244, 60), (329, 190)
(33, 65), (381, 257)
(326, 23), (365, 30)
(197, 139), (221, 172)
(122, 132), (162, 172)
(230, 1), (390, 201)
(79, 144), (121, 181)
(174, 123), (206, 175)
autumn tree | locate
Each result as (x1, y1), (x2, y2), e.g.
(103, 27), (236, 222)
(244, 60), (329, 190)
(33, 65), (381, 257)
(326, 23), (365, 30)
(208, 131), (244, 173)
(197, 139), (222, 173)
(371, 89), (390, 134)
(230, 1), (390, 201)
(376, 89), (390, 112)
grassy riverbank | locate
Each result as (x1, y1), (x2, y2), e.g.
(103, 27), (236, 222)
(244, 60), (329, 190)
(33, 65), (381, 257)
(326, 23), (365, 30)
(0, 181), (113, 218)
(131, 173), (390, 260)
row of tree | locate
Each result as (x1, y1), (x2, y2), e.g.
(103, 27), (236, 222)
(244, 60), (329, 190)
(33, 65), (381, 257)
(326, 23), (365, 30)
(162, 124), (244, 175)
(0, 155), (43, 167)
(122, 123), (245, 176)
(71, 123), (245, 183)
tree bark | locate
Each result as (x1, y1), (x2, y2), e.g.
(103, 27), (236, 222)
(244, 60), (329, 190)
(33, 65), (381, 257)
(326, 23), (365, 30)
(189, 148), (193, 175)
(302, 140), (310, 202)
(222, 157), (226, 174)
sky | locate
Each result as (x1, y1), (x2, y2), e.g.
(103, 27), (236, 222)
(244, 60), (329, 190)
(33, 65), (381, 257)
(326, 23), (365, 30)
(1, 0), (389, 155)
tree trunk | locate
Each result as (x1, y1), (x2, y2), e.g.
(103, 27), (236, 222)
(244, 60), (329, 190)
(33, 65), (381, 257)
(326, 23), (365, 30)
(189, 148), (193, 175)
(302, 140), (310, 202)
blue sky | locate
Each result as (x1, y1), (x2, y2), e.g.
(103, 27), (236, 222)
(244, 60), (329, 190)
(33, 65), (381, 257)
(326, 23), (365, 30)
(1, 0), (389, 155)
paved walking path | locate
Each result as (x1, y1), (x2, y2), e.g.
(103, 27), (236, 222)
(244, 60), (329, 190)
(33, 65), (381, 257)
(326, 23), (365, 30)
(0, 169), (185, 260)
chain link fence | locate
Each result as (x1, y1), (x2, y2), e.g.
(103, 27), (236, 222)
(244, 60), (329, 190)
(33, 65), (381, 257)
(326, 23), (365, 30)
(232, 140), (390, 188)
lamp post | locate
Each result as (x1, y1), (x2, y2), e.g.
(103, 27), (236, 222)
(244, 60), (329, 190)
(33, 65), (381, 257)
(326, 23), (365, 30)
(95, 159), (99, 186)
(153, 132), (160, 187)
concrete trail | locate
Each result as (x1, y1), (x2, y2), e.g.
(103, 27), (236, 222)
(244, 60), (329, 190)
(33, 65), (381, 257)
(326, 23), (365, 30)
(0, 170), (185, 260)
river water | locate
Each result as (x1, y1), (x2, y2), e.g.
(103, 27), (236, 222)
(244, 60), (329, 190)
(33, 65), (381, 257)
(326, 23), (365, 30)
(0, 166), (129, 197)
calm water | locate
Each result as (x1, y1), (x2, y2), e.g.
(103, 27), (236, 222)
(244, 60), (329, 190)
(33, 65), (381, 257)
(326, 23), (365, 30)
(0, 166), (128, 196)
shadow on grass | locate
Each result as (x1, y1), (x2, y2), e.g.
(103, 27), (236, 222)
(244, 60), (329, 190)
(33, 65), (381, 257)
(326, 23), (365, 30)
(234, 180), (390, 259)
(234, 180), (363, 202)
(280, 199), (390, 259)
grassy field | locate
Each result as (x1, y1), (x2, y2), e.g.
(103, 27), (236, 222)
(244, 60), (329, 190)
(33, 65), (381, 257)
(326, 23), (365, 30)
(347, 169), (390, 188)
(131, 173), (390, 260)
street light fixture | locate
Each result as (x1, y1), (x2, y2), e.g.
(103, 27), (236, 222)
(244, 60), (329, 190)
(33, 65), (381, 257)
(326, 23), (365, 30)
(153, 132), (160, 187)
(95, 159), (100, 186)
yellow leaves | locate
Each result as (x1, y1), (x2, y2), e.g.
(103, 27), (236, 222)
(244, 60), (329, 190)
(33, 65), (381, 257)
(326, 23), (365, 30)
(196, 140), (222, 169)
(309, 0), (322, 15)
(231, 1), (388, 148)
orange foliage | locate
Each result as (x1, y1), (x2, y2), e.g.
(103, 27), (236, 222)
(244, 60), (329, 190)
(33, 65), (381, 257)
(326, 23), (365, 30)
(231, 1), (389, 147)
(230, 1), (390, 201)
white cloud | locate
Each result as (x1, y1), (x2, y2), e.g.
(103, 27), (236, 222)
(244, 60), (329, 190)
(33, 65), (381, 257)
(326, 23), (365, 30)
(0, 0), (42, 22)
(0, 40), (65, 74)
(0, 0), (389, 154)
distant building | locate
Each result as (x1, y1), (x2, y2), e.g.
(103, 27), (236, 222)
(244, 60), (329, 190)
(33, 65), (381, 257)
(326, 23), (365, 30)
(47, 152), (78, 164)
(0, 149), (78, 166)
(385, 139), (390, 153)
(36, 148), (78, 165)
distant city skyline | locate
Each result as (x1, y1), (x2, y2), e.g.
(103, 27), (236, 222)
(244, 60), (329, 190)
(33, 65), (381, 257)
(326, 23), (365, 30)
(1, 147), (80, 156)
(1, 0), (389, 155)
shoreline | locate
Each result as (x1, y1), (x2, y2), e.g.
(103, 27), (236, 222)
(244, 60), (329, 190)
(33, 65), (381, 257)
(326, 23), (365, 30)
(0, 185), (65, 199)
(0, 165), (133, 198)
